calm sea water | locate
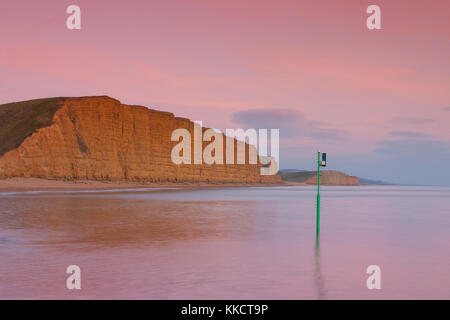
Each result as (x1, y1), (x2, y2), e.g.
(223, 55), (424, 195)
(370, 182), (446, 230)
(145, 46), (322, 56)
(0, 186), (449, 299)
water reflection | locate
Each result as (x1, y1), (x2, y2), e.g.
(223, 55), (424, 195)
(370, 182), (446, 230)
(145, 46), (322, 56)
(0, 196), (263, 248)
(314, 234), (327, 299)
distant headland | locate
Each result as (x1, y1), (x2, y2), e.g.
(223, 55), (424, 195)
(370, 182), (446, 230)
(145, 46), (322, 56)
(279, 169), (394, 186)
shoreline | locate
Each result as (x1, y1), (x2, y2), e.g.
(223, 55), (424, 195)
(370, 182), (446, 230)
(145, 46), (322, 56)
(0, 178), (373, 194)
(0, 177), (293, 193)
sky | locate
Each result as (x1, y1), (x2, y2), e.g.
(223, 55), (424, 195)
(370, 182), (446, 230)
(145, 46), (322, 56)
(0, 0), (449, 185)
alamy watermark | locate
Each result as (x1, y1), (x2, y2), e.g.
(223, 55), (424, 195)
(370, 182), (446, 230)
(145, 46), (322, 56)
(66, 265), (81, 290)
(366, 265), (382, 290)
(170, 121), (279, 175)
(66, 5), (81, 30)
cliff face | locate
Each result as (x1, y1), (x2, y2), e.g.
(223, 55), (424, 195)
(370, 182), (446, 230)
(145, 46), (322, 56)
(0, 96), (280, 183)
(304, 171), (359, 185)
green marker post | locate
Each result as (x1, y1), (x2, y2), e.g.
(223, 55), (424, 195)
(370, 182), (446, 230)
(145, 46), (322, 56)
(316, 151), (321, 236)
(316, 151), (327, 237)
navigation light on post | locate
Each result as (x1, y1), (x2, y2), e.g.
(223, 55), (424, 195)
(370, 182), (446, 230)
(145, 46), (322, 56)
(321, 153), (327, 167)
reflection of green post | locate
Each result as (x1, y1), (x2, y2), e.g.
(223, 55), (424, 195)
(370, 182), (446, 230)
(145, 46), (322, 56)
(316, 151), (321, 236)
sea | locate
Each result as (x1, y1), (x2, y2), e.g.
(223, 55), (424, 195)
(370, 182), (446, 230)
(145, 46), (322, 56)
(0, 185), (449, 299)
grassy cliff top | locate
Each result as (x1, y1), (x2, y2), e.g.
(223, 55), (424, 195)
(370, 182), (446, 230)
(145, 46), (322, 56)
(279, 171), (316, 182)
(0, 97), (67, 157)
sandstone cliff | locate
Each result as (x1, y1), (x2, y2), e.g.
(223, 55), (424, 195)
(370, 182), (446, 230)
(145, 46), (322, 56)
(304, 170), (359, 185)
(0, 96), (280, 184)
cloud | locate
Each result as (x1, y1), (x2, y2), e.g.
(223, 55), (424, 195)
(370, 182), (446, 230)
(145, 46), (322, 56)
(307, 124), (344, 141)
(390, 131), (433, 139)
(377, 131), (447, 156)
(442, 106), (450, 112)
(231, 109), (300, 135)
(376, 138), (449, 156)
(394, 117), (435, 125)
(231, 108), (345, 143)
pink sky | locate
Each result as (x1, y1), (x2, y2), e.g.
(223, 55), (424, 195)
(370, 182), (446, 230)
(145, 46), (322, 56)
(1, 0), (449, 183)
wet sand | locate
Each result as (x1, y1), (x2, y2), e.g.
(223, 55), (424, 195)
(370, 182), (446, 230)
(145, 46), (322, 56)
(0, 177), (288, 193)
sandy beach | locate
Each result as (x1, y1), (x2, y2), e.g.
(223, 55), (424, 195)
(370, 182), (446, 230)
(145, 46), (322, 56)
(0, 177), (289, 193)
